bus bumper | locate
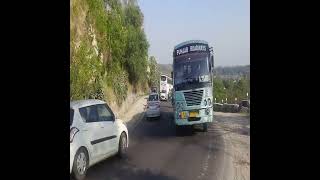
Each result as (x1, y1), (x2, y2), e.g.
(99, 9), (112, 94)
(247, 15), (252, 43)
(175, 114), (213, 126)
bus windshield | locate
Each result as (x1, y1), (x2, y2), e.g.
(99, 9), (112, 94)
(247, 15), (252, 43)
(174, 53), (210, 86)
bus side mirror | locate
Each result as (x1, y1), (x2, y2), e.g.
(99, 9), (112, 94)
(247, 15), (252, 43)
(210, 56), (214, 72)
(211, 56), (214, 68)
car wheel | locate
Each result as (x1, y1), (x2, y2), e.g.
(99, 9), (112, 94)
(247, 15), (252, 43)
(118, 132), (127, 158)
(72, 148), (88, 180)
(203, 123), (208, 132)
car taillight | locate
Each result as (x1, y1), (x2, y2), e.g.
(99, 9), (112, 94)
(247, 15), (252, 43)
(70, 127), (79, 143)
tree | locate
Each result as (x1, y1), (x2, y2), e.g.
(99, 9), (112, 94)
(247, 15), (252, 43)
(148, 56), (160, 89)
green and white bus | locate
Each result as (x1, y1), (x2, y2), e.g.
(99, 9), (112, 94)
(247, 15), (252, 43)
(172, 40), (214, 132)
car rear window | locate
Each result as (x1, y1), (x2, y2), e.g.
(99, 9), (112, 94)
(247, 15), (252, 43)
(79, 105), (99, 123)
(70, 109), (74, 126)
(149, 94), (159, 101)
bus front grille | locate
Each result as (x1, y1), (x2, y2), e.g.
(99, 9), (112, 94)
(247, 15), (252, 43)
(183, 90), (203, 106)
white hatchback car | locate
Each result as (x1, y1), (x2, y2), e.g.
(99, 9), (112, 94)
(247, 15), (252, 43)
(146, 93), (161, 119)
(70, 99), (129, 180)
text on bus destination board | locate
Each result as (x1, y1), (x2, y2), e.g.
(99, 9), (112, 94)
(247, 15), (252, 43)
(176, 44), (207, 56)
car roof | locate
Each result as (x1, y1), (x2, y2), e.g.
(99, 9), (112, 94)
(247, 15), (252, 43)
(70, 99), (106, 109)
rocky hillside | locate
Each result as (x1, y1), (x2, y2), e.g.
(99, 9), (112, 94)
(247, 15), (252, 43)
(71, 0), (150, 107)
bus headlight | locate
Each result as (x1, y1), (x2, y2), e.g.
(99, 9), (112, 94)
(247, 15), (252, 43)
(200, 75), (205, 82)
(208, 98), (211, 106)
(204, 99), (207, 106)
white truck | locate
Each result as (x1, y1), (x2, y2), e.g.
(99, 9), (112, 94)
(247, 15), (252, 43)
(160, 75), (173, 101)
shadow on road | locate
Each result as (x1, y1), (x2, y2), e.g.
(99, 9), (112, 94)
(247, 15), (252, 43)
(125, 112), (145, 133)
(82, 156), (179, 180)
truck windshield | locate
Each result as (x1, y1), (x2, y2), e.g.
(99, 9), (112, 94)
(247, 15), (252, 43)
(149, 94), (159, 101)
(174, 53), (210, 89)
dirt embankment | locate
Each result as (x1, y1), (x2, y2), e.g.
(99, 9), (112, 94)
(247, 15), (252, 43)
(215, 112), (250, 180)
(108, 94), (147, 123)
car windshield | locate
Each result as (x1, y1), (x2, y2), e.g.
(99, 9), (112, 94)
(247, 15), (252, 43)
(70, 109), (74, 126)
(149, 94), (159, 101)
(161, 76), (166, 81)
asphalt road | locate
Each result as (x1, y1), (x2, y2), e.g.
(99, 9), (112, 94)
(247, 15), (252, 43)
(83, 101), (228, 180)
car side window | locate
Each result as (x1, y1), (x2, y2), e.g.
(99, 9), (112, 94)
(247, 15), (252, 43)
(97, 104), (114, 122)
(70, 109), (74, 126)
(79, 105), (99, 123)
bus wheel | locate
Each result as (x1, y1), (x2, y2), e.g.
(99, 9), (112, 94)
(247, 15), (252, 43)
(175, 125), (182, 135)
(203, 123), (208, 132)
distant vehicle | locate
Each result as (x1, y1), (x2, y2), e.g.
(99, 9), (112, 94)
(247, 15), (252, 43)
(172, 40), (215, 132)
(240, 100), (250, 108)
(146, 93), (161, 120)
(160, 75), (173, 101)
(150, 86), (157, 93)
(70, 99), (129, 180)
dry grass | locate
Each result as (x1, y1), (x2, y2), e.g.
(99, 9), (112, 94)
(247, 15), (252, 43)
(71, 0), (88, 52)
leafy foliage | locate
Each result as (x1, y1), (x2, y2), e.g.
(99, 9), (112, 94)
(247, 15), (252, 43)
(213, 76), (250, 104)
(148, 56), (160, 89)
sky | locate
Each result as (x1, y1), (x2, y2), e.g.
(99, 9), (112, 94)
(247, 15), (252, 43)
(138, 0), (250, 66)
